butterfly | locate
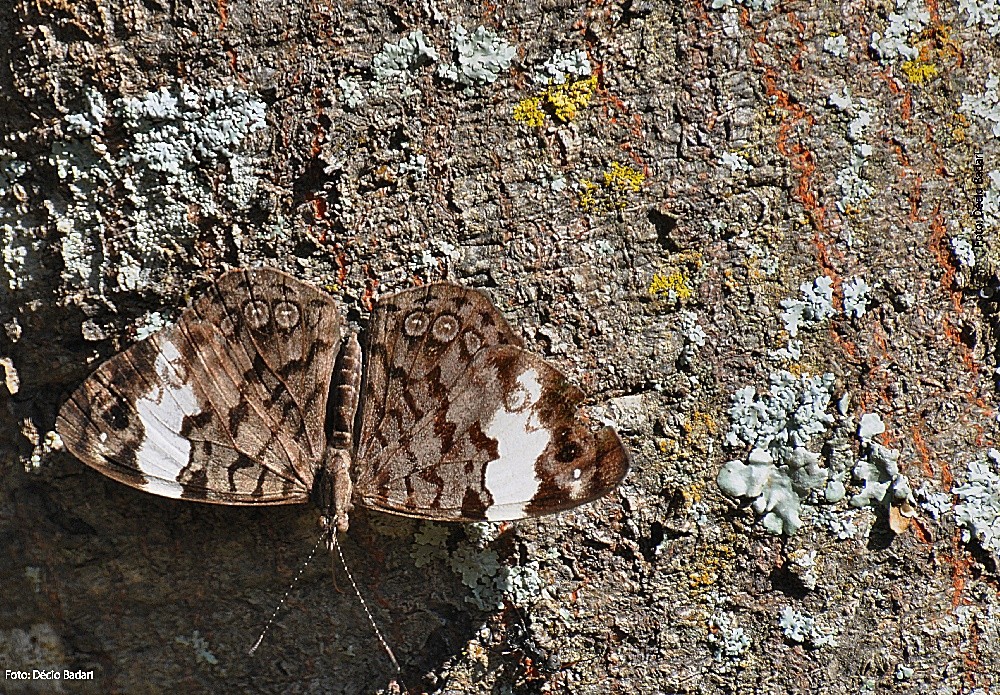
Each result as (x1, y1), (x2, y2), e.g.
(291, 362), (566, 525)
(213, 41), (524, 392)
(56, 268), (630, 535)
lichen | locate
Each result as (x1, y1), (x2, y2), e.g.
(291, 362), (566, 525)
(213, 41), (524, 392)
(372, 30), (438, 82)
(951, 236), (977, 267)
(578, 178), (599, 210)
(823, 34), (848, 57)
(707, 612), (751, 660)
(851, 441), (914, 509)
(870, 0), (930, 63)
(901, 60), (939, 84)
(369, 30), (439, 98)
(513, 96), (546, 127)
(648, 270), (693, 303)
(135, 311), (169, 341)
(409, 522), (543, 610)
(338, 76), (366, 109)
(544, 74), (598, 122)
(513, 73), (598, 127)
(720, 151), (751, 173)
(778, 607), (837, 647)
(717, 371), (836, 535)
(787, 549), (819, 590)
(678, 310), (707, 367)
(959, 0), (1000, 37)
(953, 448), (1000, 555)
(175, 630), (218, 665)
(842, 277), (872, 318)
(604, 161), (645, 195)
(52, 84), (267, 297)
(0, 152), (37, 291)
(779, 276), (835, 337)
(578, 161), (645, 212)
(533, 48), (591, 85)
(826, 89), (876, 215)
(437, 24), (516, 93)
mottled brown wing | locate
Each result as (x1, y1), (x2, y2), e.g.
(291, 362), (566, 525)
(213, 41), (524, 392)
(353, 285), (628, 521)
(354, 283), (522, 468)
(56, 268), (343, 505)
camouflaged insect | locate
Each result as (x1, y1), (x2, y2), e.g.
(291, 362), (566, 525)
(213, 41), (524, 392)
(57, 268), (629, 534)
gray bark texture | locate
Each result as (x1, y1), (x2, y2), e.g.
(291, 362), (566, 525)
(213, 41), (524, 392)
(1, 0), (998, 693)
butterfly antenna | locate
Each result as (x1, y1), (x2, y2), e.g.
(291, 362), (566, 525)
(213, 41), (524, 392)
(248, 532), (326, 655)
(330, 532), (402, 673)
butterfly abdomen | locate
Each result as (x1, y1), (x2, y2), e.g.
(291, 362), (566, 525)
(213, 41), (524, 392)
(314, 332), (362, 533)
(326, 333), (362, 451)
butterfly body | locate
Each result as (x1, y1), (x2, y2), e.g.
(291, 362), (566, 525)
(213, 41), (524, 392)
(56, 268), (629, 530)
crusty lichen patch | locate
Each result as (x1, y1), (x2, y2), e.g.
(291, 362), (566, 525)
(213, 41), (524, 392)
(52, 84), (267, 301)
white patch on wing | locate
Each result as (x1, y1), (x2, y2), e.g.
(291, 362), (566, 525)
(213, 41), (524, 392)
(132, 336), (202, 498)
(484, 368), (548, 521)
(567, 468), (586, 499)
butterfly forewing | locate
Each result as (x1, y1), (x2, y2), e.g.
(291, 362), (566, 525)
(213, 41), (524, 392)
(189, 268), (343, 480)
(355, 283), (522, 469)
(354, 286), (629, 522)
(57, 268), (344, 505)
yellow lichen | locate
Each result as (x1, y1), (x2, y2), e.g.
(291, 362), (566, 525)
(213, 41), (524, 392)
(684, 412), (717, 442)
(578, 178), (599, 211)
(544, 74), (598, 122)
(900, 60), (938, 85)
(685, 482), (705, 505)
(688, 543), (735, 591)
(512, 74), (598, 127)
(604, 161), (645, 194)
(513, 96), (546, 127)
(648, 271), (693, 301)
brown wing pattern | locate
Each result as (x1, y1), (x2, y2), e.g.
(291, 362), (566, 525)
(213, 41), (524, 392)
(354, 285), (629, 521)
(56, 268), (343, 505)
(354, 283), (522, 469)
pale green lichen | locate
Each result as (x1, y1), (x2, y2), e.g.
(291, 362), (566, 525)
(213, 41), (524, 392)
(0, 151), (36, 291)
(869, 0), (929, 63)
(53, 84), (266, 297)
(409, 522), (543, 610)
(533, 48), (591, 85)
(369, 30), (439, 99)
(410, 521), (451, 568)
(708, 612), (751, 660)
(953, 448), (1000, 554)
(175, 630), (218, 665)
(718, 371), (836, 535)
(438, 24), (516, 93)
(135, 311), (169, 341)
(778, 607), (837, 647)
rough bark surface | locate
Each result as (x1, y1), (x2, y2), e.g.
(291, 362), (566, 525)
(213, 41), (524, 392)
(1, 0), (998, 693)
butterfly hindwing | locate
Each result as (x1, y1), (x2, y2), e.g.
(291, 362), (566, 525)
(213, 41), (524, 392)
(354, 286), (629, 522)
(57, 268), (343, 505)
